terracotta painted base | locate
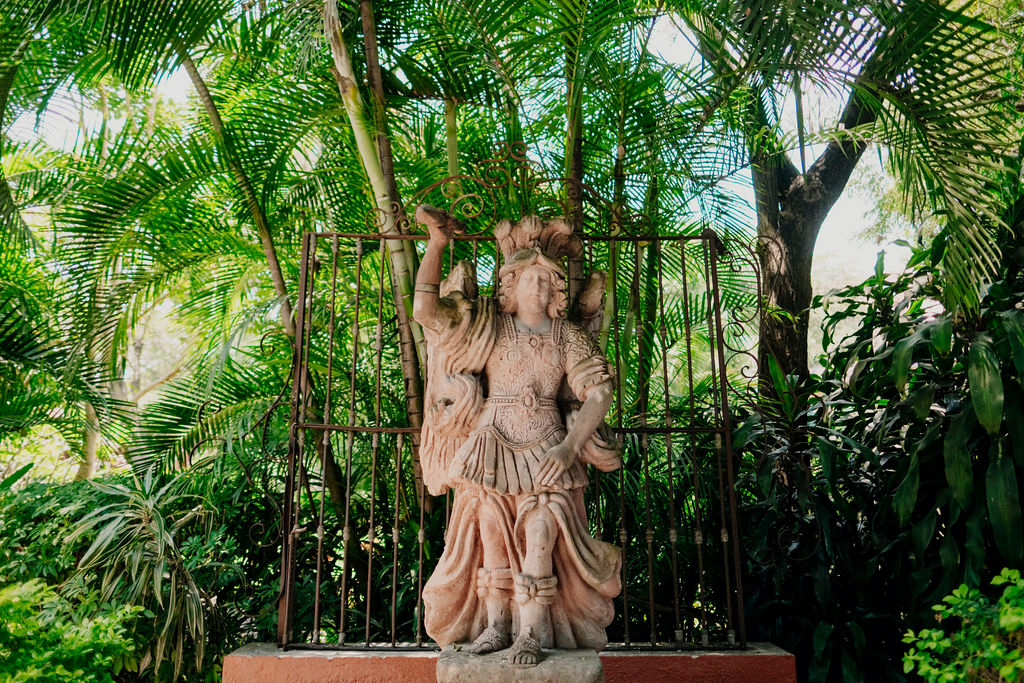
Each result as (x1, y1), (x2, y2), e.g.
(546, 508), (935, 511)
(222, 642), (796, 683)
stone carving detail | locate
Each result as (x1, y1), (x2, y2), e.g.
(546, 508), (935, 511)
(413, 204), (623, 668)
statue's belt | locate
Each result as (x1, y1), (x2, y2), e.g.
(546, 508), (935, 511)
(485, 395), (558, 409)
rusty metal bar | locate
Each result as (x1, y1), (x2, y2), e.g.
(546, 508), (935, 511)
(703, 235), (734, 642)
(390, 432), (404, 646)
(611, 236), (629, 645)
(339, 237), (364, 644)
(415, 462), (426, 647)
(635, 240), (657, 645)
(312, 235), (341, 643)
(295, 234), (319, 641)
(707, 236), (747, 647)
(680, 239), (710, 646)
(365, 241), (387, 645)
(309, 231), (709, 243)
(277, 233), (313, 645)
(657, 241), (683, 644)
(295, 422), (724, 435)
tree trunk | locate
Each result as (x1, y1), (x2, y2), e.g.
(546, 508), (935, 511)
(325, 2), (426, 477)
(74, 402), (100, 480)
(564, 32), (585, 303)
(177, 44), (349, 513)
(176, 46), (294, 338)
(755, 93), (876, 383)
(444, 98), (459, 177)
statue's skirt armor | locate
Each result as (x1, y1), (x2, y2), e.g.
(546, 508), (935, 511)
(422, 310), (621, 650)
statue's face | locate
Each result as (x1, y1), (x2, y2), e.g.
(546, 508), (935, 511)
(516, 265), (552, 317)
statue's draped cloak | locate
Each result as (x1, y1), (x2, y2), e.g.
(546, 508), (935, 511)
(420, 295), (622, 650)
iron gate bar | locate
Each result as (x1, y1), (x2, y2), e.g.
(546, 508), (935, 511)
(680, 239), (711, 646)
(277, 226), (758, 652)
(708, 233), (747, 647)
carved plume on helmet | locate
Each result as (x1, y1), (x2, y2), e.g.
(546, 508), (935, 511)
(494, 215), (583, 264)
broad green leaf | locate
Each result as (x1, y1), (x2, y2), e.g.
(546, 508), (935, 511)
(911, 508), (937, 555)
(969, 334), (1004, 434)
(944, 409), (975, 506)
(930, 315), (953, 356)
(0, 463), (32, 492)
(1001, 310), (1024, 379)
(939, 534), (961, 575)
(986, 441), (1022, 561)
(965, 509), (986, 587)
(813, 620), (834, 656)
(816, 437), (837, 490)
(767, 356), (794, 417)
(894, 452), (920, 526)
(892, 336), (916, 396)
(908, 383), (934, 419)
(1007, 387), (1024, 469)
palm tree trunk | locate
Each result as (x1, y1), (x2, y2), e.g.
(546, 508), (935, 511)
(175, 46), (294, 338)
(177, 44), (349, 514)
(600, 105), (627, 354)
(74, 402), (100, 480)
(325, 0), (425, 448)
(565, 38), (585, 303)
(444, 98), (459, 177)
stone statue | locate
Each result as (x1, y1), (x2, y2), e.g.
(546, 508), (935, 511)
(413, 205), (622, 668)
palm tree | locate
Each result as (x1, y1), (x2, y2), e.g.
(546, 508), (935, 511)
(677, 0), (1016, 381)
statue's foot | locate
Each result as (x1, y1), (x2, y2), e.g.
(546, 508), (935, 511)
(506, 627), (542, 667)
(468, 625), (508, 655)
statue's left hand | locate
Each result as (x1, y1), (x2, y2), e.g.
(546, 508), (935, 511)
(538, 441), (574, 487)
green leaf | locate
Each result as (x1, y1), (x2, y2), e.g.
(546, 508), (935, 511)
(812, 621), (834, 672)
(909, 383), (935, 419)
(939, 533), (961, 575)
(986, 441), (1022, 561)
(1007, 387), (1024, 469)
(931, 315), (953, 357)
(969, 334), (1004, 434)
(892, 336), (916, 397)
(965, 508), (987, 587)
(944, 409), (975, 506)
(767, 356), (795, 417)
(911, 508), (938, 555)
(894, 452), (920, 526)
(0, 463), (33, 492)
(1001, 310), (1024, 379)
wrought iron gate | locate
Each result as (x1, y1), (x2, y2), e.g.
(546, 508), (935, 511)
(276, 147), (761, 652)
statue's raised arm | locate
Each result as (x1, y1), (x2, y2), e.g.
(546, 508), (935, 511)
(413, 204), (463, 334)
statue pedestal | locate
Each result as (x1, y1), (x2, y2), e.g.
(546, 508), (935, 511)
(436, 645), (603, 683)
(222, 642), (797, 682)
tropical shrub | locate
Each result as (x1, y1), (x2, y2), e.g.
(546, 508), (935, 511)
(0, 458), (281, 682)
(0, 580), (139, 683)
(903, 568), (1024, 682)
(740, 244), (1024, 681)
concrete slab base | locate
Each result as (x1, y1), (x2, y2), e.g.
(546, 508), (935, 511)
(222, 642), (797, 683)
(436, 645), (603, 682)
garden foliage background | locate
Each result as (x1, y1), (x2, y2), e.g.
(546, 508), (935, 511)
(1, 0), (1023, 681)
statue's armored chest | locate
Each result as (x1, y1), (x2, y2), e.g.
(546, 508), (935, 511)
(485, 314), (564, 399)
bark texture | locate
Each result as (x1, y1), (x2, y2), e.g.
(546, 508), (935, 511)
(755, 92), (876, 381)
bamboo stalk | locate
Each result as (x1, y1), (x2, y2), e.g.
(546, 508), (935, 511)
(444, 98), (459, 177)
(325, 2), (424, 406)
